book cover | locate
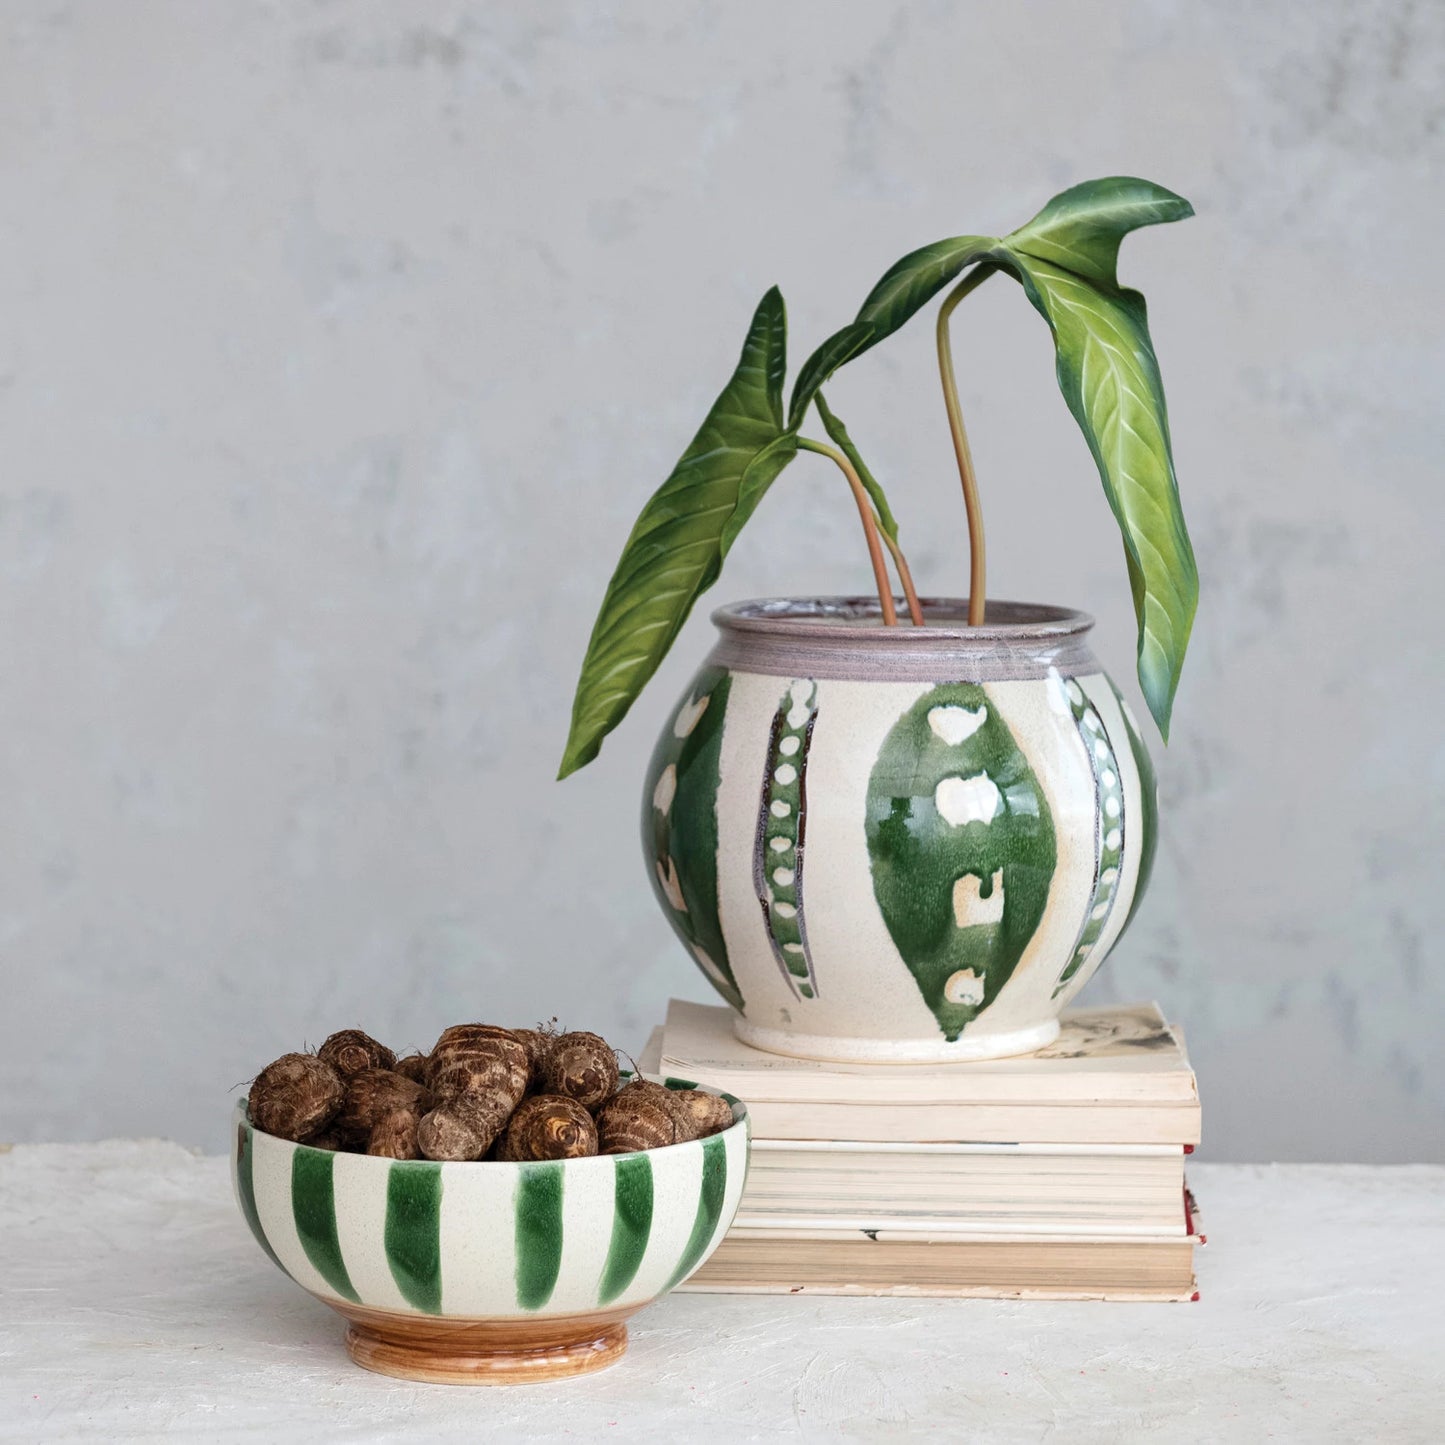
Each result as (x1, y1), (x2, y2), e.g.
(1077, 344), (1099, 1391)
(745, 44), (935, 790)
(660, 998), (1198, 1105)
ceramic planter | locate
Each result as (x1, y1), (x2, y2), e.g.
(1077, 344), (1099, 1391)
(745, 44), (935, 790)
(231, 1089), (750, 1383)
(642, 598), (1158, 1062)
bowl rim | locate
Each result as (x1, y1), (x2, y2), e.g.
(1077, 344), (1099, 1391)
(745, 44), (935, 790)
(234, 1075), (749, 1171)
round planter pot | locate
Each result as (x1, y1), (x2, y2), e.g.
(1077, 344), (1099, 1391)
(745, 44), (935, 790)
(642, 597), (1158, 1063)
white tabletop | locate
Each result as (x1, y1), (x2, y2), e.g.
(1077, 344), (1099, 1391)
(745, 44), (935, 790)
(2, 1142), (1441, 1442)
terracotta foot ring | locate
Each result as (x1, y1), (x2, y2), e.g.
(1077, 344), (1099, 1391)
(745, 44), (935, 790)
(334, 1300), (634, 1384)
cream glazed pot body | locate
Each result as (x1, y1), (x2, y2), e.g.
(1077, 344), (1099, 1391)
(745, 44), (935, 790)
(642, 599), (1159, 1063)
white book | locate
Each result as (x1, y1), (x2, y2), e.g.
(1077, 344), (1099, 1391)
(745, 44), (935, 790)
(738, 1137), (1187, 1235)
(677, 1188), (1205, 1302)
(643, 1000), (1201, 1145)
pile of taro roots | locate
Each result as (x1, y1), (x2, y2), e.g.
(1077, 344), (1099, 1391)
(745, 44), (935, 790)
(246, 1026), (733, 1161)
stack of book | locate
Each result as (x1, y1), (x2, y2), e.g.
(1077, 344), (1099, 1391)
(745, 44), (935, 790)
(641, 999), (1203, 1301)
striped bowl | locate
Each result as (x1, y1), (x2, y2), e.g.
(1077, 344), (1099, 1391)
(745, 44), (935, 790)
(231, 1084), (750, 1383)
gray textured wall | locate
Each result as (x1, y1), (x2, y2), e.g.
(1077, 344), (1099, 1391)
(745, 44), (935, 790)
(2, 2), (1440, 1161)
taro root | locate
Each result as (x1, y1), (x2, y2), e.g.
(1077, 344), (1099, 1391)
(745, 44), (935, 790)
(674, 1088), (734, 1139)
(620, 1079), (697, 1141)
(512, 1028), (554, 1088)
(367, 1106), (422, 1160)
(418, 1026), (530, 1162)
(300, 1126), (350, 1153)
(427, 1025), (529, 1103)
(498, 1095), (598, 1161)
(429, 1022), (522, 1065)
(336, 1067), (428, 1138)
(317, 1029), (396, 1078)
(596, 1080), (695, 1154)
(393, 1053), (429, 1085)
(249, 1053), (344, 1142)
(541, 1031), (619, 1112)
(417, 1099), (510, 1162)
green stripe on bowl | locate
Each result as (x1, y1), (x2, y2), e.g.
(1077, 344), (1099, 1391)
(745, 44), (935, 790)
(665, 1133), (728, 1290)
(515, 1164), (565, 1310)
(234, 1121), (282, 1271)
(385, 1162), (443, 1314)
(598, 1152), (654, 1305)
(291, 1147), (359, 1303)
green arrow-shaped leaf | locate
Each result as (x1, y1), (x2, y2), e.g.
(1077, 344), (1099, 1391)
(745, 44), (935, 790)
(1004, 176), (1194, 289)
(996, 250), (1197, 737)
(558, 288), (796, 778)
(788, 237), (995, 428)
(994, 178), (1197, 738)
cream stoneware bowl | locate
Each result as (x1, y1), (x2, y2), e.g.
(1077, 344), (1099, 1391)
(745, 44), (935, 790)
(231, 1083), (750, 1384)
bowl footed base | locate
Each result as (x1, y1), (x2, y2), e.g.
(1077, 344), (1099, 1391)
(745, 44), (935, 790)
(333, 1299), (633, 1384)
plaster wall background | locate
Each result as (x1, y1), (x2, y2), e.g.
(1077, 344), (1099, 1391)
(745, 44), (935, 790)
(1, 1), (1440, 1160)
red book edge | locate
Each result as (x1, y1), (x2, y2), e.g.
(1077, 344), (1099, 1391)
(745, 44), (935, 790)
(1184, 1182), (1205, 1301)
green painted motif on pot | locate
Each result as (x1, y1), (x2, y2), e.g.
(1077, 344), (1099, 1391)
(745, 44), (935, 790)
(291, 1146), (359, 1303)
(384, 1161), (443, 1314)
(866, 683), (1056, 1041)
(753, 679), (819, 1000)
(664, 1132), (728, 1291)
(642, 668), (742, 1010)
(234, 1121), (282, 1272)
(598, 1152), (654, 1306)
(1054, 676), (1125, 997)
(1110, 680), (1158, 942)
(514, 1163), (565, 1310)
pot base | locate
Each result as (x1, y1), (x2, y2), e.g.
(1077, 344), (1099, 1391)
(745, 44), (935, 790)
(334, 1299), (632, 1385)
(733, 1015), (1062, 1064)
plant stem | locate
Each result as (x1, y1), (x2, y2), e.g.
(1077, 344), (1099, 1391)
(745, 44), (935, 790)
(797, 437), (906, 626)
(936, 264), (995, 626)
(880, 529), (926, 627)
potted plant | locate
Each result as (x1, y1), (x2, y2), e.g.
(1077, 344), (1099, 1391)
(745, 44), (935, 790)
(558, 177), (1198, 1062)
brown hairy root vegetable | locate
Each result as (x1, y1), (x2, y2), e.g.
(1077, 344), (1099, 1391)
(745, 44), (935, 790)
(299, 1126), (349, 1152)
(417, 1098), (511, 1161)
(674, 1089), (734, 1138)
(367, 1106), (422, 1160)
(542, 1031), (619, 1112)
(429, 1023), (520, 1064)
(393, 1053), (429, 1085)
(498, 1095), (598, 1161)
(336, 1067), (428, 1138)
(430, 1052), (528, 1112)
(426, 1028), (529, 1152)
(596, 1080), (694, 1154)
(416, 1026), (529, 1163)
(511, 1028), (555, 1088)
(620, 1079), (697, 1140)
(427, 1025), (529, 1106)
(317, 1029), (396, 1078)
(249, 1053), (344, 1142)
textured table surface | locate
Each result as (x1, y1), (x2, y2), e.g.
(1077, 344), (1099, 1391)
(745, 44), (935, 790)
(2, 1144), (1442, 1443)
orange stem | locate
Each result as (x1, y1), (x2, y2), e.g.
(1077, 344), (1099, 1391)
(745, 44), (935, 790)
(880, 529), (925, 626)
(936, 265), (994, 626)
(798, 438), (899, 626)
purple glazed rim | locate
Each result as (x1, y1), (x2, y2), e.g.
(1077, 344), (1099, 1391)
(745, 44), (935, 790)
(706, 597), (1098, 683)
(712, 596), (1095, 640)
